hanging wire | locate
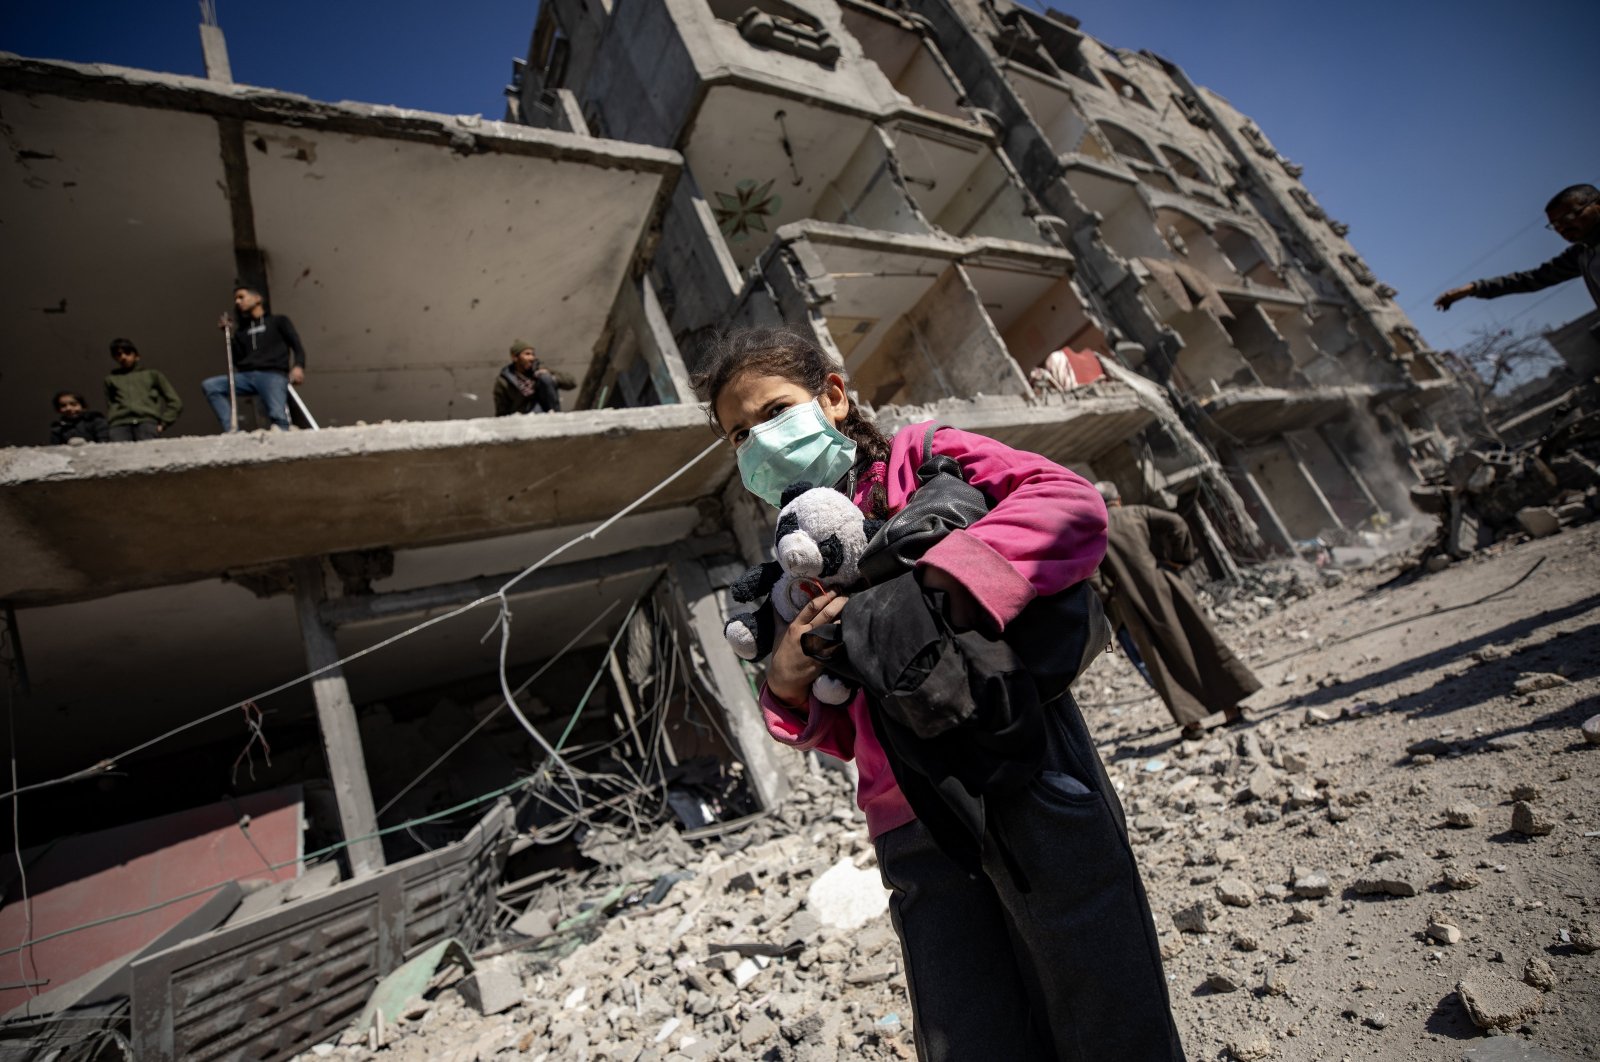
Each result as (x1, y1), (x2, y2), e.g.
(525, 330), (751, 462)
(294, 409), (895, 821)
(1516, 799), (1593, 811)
(0, 437), (724, 806)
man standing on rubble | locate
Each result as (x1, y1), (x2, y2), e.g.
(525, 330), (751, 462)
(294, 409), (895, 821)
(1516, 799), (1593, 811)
(1434, 184), (1600, 315)
(1091, 482), (1261, 740)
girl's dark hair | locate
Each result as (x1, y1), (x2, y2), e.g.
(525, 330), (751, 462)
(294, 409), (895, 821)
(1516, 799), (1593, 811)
(53, 390), (87, 409)
(690, 327), (891, 467)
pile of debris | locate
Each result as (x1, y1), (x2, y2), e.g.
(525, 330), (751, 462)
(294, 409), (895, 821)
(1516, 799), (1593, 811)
(1201, 560), (1324, 626)
(290, 764), (914, 1062)
(1411, 408), (1600, 568)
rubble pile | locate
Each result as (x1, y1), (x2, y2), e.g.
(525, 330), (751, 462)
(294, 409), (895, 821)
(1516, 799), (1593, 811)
(1411, 409), (1600, 569)
(288, 524), (1599, 1062)
(297, 767), (918, 1062)
(1202, 561), (1324, 626)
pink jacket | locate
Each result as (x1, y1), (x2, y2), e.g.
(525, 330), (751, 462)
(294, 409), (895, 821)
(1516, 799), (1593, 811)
(757, 421), (1109, 837)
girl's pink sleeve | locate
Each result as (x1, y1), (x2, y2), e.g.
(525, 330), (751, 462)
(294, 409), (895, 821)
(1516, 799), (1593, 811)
(916, 427), (1108, 632)
(759, 683), (858, 761)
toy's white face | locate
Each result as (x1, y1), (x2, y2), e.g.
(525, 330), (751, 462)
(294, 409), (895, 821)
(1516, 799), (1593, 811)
(714, 370), (850, 448)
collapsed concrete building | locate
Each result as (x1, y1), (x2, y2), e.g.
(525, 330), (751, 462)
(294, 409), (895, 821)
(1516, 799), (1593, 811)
(0, 2), (1461, 1057)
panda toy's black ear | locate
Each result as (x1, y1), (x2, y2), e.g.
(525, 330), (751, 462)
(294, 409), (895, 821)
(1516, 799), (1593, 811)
(862, 518), (886, 540)
(779, 481), (815, 508)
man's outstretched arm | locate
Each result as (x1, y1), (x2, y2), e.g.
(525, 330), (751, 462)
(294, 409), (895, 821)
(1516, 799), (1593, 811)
(1435, 244), (1583, 310)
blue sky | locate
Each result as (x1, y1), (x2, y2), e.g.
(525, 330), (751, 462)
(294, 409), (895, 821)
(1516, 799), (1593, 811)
(4, 0), (1595, 360)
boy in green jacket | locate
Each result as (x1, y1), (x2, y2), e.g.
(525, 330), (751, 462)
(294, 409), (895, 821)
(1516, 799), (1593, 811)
(104, 337), (182, 441)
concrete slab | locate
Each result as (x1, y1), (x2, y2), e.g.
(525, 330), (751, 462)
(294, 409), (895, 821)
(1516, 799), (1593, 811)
(878, 390), (1157, 468)
(1198, 385), (1381, 443)
(0, 406), (732, 604)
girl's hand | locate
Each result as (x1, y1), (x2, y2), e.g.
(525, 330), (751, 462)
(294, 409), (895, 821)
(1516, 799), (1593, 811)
(766, 590), (848, 708)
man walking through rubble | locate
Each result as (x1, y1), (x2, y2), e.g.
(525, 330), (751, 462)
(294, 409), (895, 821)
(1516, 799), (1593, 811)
(1092, 482), (1261, 740)
(1434, 183), (1600, 315)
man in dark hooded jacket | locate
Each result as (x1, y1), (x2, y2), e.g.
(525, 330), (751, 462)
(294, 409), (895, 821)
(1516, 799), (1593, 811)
(1092, 483), (1260, 737)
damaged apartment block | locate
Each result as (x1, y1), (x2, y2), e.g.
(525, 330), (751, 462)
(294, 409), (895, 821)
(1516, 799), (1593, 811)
(0, 0), (1464, 1057)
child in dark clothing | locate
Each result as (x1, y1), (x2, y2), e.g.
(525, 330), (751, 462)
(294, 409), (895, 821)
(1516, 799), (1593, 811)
(694, 328), (1186, 1062)
(48, 391), (110, 445)
(104, 338), (183, 441)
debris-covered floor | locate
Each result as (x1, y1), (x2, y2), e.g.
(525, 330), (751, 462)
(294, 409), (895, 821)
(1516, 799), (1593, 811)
(282, 520), (1598, 1062)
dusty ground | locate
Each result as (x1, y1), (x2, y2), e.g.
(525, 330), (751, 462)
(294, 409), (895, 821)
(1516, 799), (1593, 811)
(297, 522), (1600, 1062)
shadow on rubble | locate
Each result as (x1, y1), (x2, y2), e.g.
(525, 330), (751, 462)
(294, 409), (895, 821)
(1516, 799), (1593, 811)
(1423, 989), (1481, 1041)
(1286, 592), (1600, 719)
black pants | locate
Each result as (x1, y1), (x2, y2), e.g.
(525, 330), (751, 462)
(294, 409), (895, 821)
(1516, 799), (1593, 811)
(874, 696), (1185, 1061)
(108, 421), (161, 442)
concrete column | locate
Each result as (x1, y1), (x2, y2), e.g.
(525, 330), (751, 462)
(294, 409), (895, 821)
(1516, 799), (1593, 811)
(1226, 462), (1294, 554)
(1316, 426), (1384, 517)
(667, 558), (789, 812)
(198, 24), (232, 83)
(291, 558), (385, 877)
(1284, 438), (1346, 532)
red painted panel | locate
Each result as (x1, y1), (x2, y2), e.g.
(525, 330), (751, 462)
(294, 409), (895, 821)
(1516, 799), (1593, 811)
(0, 785), (302, 1014)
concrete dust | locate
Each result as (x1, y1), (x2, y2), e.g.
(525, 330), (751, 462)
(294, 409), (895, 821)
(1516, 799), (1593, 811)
(294, 525), (1599, 1062)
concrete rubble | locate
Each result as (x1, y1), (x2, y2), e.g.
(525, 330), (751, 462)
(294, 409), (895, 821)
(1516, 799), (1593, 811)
(261, 521), (1600, 1062)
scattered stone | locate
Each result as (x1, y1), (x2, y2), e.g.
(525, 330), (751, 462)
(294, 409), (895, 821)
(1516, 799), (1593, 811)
(1304, 706), (1339, 726)
(1225, 1033), (1273, 1060)
(1287, 907), (1316, 924)
(1442, 865), (1482, 891)
(1262, 966), (1291, 997)
(1206, 968), (1243, 993)
(1443, 802), (1481, 828)
(1471, 644), (1510, 663)
(1456, 969), (1544, 1031)
(732, 958), (763, 989)
(845, 964), (895, 986)
(1280, 744), (1311, 773)
(1232, 931), (1259, 952)
(806, 857), (888, 930)
(458, 958), (523, 1016)
(1509, 782), (1542, 802)
(1515, 507), (1560, 538)
(1353, 863), (1419, 898)
(1216, 877), (1256, 908)
(1172, 898), (1220, 934)
(1285, 784), (1318, 810)
(1427, 919), (1463, 945)
(1522, 956), (1556, 992)
(1425, 554), (1451, 573)
(1291, 868), (1332, 899)
(1482, 733), (1525, 752)
(1406, 737), (1455, 757)
(1511, 801), (1554, 837)
(1568, 923), (1598, 954)
(1512, 672), (1568, 695)
(1363, 1011), (1388, 1030)
(510, 907), (553, 938)
(1582, 714), (1600, 745)
(739, 1013), (778, 1050)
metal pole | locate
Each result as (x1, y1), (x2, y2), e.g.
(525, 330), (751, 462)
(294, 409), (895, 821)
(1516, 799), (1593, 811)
(224, 325), (239, 433)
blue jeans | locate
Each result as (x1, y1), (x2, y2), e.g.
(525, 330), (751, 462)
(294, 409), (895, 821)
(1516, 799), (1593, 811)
(203, 371), (289, 431)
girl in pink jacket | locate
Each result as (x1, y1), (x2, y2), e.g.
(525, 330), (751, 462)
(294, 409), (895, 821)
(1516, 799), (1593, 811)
(695, 328), (1185, 1062)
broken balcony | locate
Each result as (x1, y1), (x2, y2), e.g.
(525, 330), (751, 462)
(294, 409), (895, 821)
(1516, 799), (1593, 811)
(0, 56), (684, 445)
(754, 222), (1097, 407)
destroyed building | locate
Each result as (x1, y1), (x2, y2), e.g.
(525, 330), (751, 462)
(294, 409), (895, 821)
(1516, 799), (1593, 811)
(0, 2), (1462, 1057)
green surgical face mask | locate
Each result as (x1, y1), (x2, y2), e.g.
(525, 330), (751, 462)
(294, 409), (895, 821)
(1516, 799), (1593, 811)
(736, 399), (859, 509)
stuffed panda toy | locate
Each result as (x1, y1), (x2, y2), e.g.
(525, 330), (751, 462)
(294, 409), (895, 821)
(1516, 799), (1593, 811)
(724, 481), (881, 705)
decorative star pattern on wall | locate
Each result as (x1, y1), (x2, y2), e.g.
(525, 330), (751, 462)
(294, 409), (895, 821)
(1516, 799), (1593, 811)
(713, 179), (783, 243)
